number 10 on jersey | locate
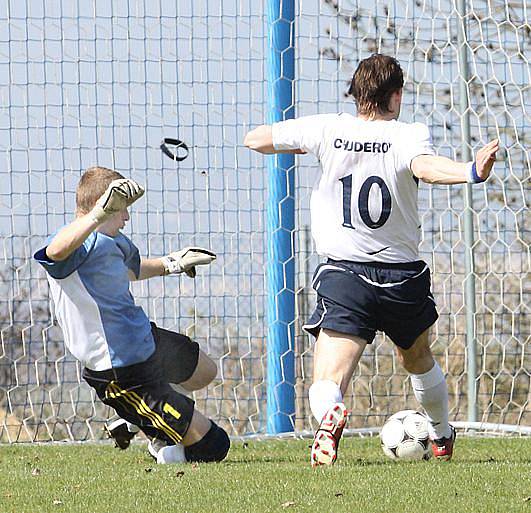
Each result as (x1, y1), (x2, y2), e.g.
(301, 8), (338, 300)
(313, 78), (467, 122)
(340, 174), (392, 229)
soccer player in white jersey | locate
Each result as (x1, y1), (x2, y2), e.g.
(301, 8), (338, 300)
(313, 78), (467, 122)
(34, 166), (230, 464)
(244, 53), (498, 466)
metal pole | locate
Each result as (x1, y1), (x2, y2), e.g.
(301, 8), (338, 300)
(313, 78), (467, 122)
(457, 0), (478, 422)
(266, 0), (296, 433)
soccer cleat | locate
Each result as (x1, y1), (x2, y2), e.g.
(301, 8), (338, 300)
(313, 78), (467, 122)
(310, 402), (348, 468)
(431, 425), (456, 461)
(104, 419), (137, 450)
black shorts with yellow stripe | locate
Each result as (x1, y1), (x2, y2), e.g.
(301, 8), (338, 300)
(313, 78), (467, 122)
(83, 325), (198, 445)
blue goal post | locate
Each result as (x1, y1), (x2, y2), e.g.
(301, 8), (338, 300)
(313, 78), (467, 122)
(266, 0), (296, 434)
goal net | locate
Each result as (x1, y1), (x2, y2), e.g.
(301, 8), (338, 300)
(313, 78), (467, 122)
(1, 0), (529, 442)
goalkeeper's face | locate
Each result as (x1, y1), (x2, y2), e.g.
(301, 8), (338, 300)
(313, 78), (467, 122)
(98, 208), (130, 237)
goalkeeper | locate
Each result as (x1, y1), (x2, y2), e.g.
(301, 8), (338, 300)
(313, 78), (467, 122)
(34, 166), (230, 464)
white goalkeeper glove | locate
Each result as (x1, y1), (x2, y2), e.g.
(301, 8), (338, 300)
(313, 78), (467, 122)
(161, 247), (217, 278)
(90, 178), (145, 224)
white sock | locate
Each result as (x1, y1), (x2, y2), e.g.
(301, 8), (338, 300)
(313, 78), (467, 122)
(126, 421), (140, 434)
(309, 380), (343, 422)
(410, 362), (451, 439)
(156, 444), (187, 464)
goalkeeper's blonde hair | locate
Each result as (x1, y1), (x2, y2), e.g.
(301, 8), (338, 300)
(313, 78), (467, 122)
(76, 166), (125, 215)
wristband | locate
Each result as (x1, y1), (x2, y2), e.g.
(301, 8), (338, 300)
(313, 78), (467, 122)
(466, 161), (485, 184)
(161, 255), (179, 275)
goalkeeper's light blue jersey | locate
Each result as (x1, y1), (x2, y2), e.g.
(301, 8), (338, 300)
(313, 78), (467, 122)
(34, 231), (155, 371)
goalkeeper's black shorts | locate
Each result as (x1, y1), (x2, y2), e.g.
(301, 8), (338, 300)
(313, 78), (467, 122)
(83, 324), (200, 444)
(303, 259), (439, 349)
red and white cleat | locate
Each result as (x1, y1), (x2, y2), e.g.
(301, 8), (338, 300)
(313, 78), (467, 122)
(310, 403), (348, 468)
(431, 425), (456, 461)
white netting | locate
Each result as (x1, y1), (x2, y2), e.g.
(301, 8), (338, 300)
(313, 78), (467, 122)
(0, 0), (529, 442)
(295, 0), (530, 432)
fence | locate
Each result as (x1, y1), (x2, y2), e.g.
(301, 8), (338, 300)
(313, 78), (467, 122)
(0, 0), (529, 442)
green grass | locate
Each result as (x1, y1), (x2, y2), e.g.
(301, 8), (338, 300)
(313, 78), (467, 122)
(1, 438), (530, 513)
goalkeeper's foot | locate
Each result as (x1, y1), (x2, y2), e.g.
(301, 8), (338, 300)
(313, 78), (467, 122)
(431, 425), (456, 461)
(310, 402), (348, 468)
(148, 438), (186, 464)
(104, 419), (138, 450)
(147, 438), (168, 460)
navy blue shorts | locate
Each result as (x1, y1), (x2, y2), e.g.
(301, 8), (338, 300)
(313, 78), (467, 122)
(303, 259), (438, 349)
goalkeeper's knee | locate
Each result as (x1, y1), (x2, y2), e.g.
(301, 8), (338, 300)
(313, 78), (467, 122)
(184, 422), (230, 463)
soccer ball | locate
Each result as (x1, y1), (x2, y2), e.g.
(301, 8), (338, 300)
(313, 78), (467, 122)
(380, 410), (432, 461)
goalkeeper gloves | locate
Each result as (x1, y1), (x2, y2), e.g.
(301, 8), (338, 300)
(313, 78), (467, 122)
(161, 247), (217, 278)
(91, 178), (145, 224)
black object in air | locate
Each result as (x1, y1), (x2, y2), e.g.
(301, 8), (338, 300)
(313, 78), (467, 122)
(160, 138), (189, 161)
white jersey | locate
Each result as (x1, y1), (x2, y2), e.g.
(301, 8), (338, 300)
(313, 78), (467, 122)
(34, 231), (155, 371)
(272, 113), (435, 263)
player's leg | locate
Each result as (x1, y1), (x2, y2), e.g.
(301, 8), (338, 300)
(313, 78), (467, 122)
(154, 408), (230, 464)
(375, 260), (454, 460)
(88, 371), (230, 465)
(311, 328), (367, 416)
(310, 328), (367, 467)
(153, 324), (217, 391)
(304, 261), (376, 467)
(106, 326), (217, 449)
(179, 349), (217, 391)
(395, 329), (455, 460)
(103, 325), (217, 449)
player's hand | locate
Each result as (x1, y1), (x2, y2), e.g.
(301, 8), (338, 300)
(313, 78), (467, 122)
(91, 179), (145, 224)
(474, 139), (499, 182)
(161, 247), (216, 278)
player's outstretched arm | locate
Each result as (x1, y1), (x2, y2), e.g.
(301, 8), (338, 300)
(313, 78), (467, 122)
(244, 125), (306, 155)
(411, 139), (499, 185)
(129, 258), (167, 280)
(46, 178), (144, 262)
(131, 247), (217, 281)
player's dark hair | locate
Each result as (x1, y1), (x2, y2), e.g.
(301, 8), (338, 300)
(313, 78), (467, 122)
(348, 54), (404, 116)
(76, 166), (125, 215)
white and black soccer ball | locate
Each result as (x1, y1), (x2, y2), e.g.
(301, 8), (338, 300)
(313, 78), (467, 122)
(380, 410), (431, 461)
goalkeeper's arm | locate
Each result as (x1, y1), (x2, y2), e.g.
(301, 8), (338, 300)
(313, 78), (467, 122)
(46, 215), (102, 262)
(129, 248), (217, 281)
(411, 139), (499, 185)
(46, 178), (144, 262)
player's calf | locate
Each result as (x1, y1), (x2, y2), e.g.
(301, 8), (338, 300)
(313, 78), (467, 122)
(311, 402), (348, 468)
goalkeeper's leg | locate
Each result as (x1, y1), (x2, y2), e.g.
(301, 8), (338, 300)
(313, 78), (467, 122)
(106, 326), (218, 450)
(397, 328), (455, 460)
(85, 370), (229, 465)
(152, 409), (230, 464)
(309, 329), (367, 467)
(153, 324), (217, 391)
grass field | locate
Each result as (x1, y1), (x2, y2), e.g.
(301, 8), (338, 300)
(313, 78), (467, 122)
(1, 437), (530, 513)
